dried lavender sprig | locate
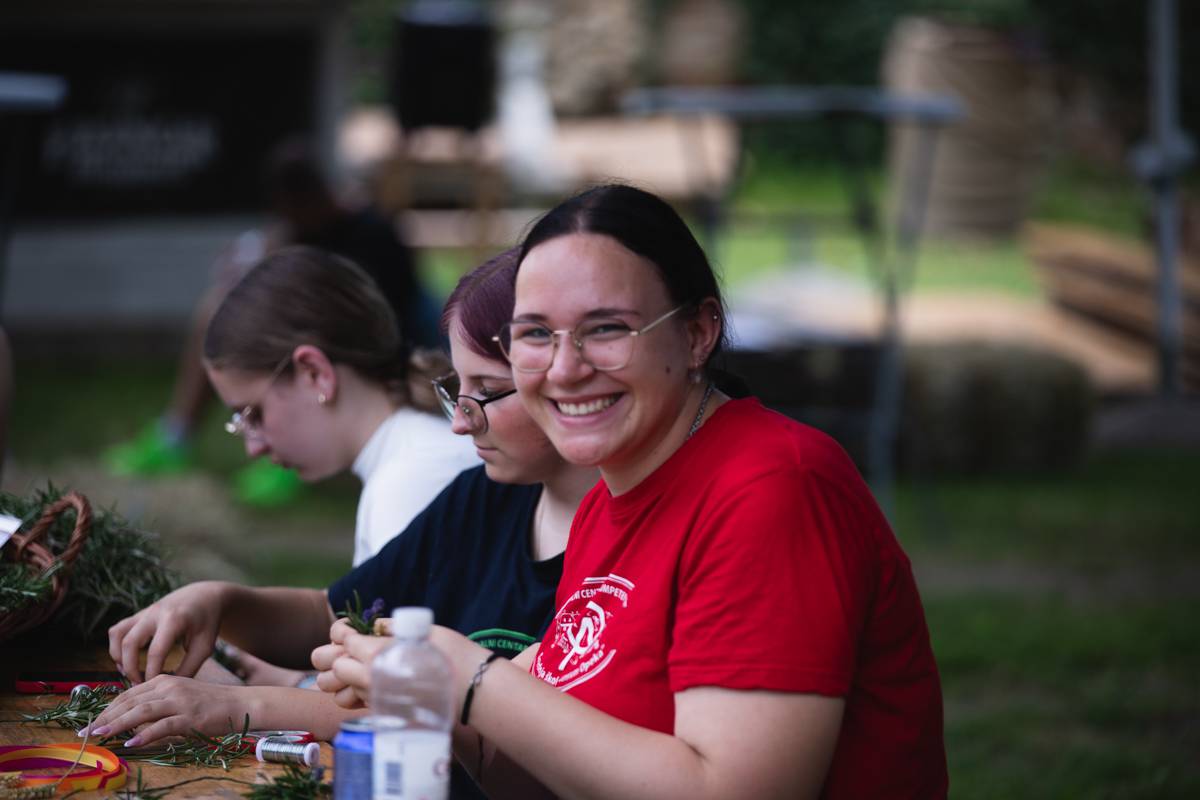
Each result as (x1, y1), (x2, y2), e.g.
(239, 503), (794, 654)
(337, 591), (385, 635)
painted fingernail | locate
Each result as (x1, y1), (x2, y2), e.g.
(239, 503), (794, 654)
(123, 736), (141, 748)
(77, 727), (89, 738)
(91, 726), (110, 737)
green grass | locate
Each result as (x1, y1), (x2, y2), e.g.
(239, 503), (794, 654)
(892, 446), (1200, 798)
(894, 449), (1200, 569)
(927, 593), (1200, 798)
(707, 151), (1139, 296)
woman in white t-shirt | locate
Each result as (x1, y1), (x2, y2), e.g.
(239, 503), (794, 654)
(203, 244), (478, 566)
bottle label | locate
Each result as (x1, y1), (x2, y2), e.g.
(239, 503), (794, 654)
(372, 729), (450, 800)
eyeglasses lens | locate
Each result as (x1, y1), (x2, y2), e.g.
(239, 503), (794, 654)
(498, 322), (634, 373)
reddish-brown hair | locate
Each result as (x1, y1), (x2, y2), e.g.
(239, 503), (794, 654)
(440, 247), (519, 362)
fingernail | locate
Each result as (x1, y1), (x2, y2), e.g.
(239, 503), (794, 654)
(124, 736), (140, 748)
(92, 726), (111, 737)
(77, 727), (89, 738)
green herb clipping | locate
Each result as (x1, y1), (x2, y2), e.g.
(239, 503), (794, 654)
(337, 591), (385, 635)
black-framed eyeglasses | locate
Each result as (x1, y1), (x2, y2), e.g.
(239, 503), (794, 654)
(223, 354), (292, 439)
(494, 305), (684, 374)
(432, 373), (517, 434)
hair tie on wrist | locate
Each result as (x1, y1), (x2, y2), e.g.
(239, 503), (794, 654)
(460, 652), (503, 727)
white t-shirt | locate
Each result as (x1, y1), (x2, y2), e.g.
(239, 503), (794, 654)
(351, 407), (480, 566)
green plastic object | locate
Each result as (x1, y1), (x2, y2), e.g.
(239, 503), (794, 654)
(104, 422), (192, 477)
(232, 460), (303, 507)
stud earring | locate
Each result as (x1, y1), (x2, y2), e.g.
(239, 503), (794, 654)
(317, 393), (328, 405)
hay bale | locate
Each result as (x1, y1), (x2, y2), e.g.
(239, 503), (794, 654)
(901, 342), (1094, 474)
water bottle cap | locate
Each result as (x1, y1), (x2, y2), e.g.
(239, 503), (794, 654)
(390, 606), (434, 638)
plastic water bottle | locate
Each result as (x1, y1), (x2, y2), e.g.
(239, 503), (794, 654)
(370, 607), (454, 800)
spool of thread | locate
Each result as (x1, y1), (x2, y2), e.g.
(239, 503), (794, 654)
(255, 738), (320, 767)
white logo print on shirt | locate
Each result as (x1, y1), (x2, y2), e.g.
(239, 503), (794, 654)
(535, 573), (633, 691)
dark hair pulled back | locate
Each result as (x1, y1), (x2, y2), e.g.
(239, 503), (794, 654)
(204, 245), (440, 410)
(518, 184), (728, 364)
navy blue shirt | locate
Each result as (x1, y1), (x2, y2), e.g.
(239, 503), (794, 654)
(328, 465), (562, 656)
(328, 466), (563, 799)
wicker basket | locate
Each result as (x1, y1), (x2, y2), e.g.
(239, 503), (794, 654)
(0, 491), (92, 642)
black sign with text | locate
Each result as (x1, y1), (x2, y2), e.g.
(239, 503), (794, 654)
(1, 31), (316, 217)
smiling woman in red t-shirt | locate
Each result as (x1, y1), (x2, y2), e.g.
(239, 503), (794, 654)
(318, 185), (948, 799)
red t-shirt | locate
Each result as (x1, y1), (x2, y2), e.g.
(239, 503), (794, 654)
(534, 398), (947, 798)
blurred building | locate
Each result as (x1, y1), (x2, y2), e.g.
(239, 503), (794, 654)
(0, 0), (351, 217)
(0, 0), (352, 351)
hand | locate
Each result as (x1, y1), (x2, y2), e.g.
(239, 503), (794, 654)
(108, 582), (231, 683)
(324, 632), (394, 709)
(80, 675), (255, 747)
(310, 620), (350, 692)
(312, 641), (354, 706)
(313, 621), (365, 708)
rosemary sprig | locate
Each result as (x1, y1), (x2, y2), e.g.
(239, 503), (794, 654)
(101, 767), (256, 800)
(0, 483), (178, 642)
(337, 591), (385, 635)
(24, 695), (258, 770)
(97, 763), (329, 800)
(21, 685), (123, 731)
(243, 764), (331, 800)
(0, 560), (62, 615)
(123, 716), (256, 770)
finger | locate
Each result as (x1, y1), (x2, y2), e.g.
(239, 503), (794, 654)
(143, 621), (185, 682)
(314, 669), (347, 694)
(108, 616), (137, 673)
(310, 643), (344, 672)
(119, 617), (159, 684)
(334, 685), (364, 710)
(85, 696), (173, 741)
(329, 618), (354, 645)
(332, 654), (371, 695)
(122, 714), (191, 748)
(87, 684), (145, 734)
(87, 688), (137, 733)
(344, 633), (393, 662)
(174, 632), (215, 679)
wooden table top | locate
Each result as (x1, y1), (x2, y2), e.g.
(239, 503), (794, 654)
(0, 641), (333, 798)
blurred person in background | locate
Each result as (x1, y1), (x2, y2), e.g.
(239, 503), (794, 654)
(104, 138), (439, 506)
